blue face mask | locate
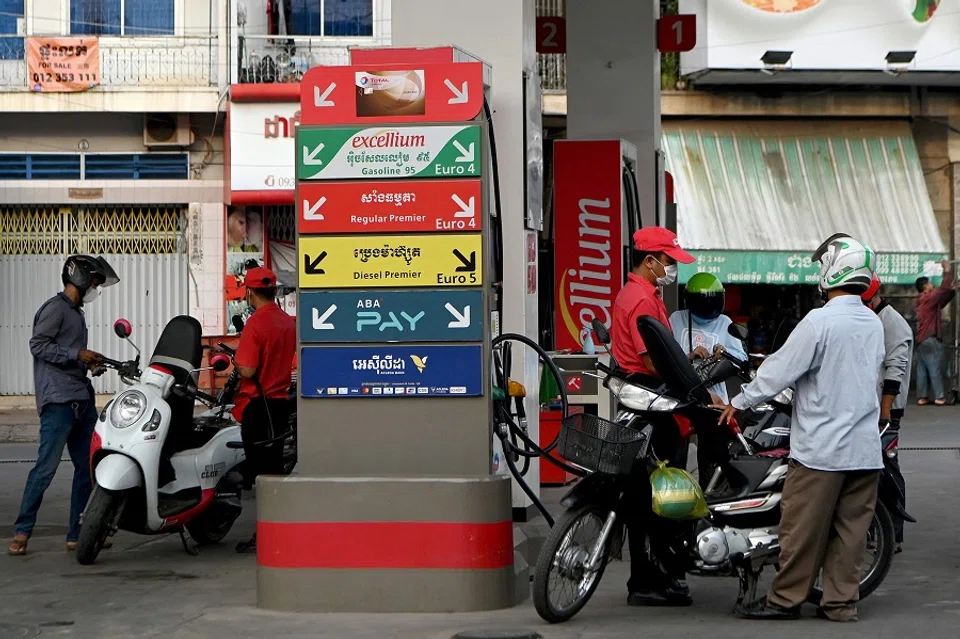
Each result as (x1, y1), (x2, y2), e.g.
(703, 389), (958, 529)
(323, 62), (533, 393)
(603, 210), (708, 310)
(691, 313), (714, 325)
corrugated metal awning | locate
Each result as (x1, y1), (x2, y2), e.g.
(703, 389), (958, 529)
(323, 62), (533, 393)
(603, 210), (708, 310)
(663, 120), (947, 285)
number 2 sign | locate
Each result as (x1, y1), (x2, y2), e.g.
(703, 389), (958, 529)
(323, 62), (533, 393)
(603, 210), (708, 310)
(536, 17), (566, 54)
(657, 14), (696, 53)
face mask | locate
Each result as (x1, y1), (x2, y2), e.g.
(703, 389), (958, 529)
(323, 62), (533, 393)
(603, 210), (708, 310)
(651, 258), (678, 287)
(82, 287), (100, 304)
(691, 313), (713, 325)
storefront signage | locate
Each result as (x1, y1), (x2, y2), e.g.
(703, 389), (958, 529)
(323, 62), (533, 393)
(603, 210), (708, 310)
(299, 289), (483, 343)
(298, 233), (482, 289)
(679, 250), (948, 286)
(27, 37), (100, 93)
(229, 102), (301, 193)
(299, 62), (484, 125)
(299, 344), (483, 397)
(552, 140), (626, 351)
(297, 179), (482, 234)
(296, 125), (481, 181)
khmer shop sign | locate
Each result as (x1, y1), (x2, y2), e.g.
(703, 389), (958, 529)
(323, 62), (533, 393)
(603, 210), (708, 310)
(296, 125), (481, 180)
(678, 250), (949, 286)
(298, 233), (482, 289)
(299, 344), (483, 397)
(298, 179), (482, 235)
(299, 289), (484, 343)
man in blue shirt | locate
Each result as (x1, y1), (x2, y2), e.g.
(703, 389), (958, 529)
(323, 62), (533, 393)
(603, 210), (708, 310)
(715, 235), (884, 623)
(8, 255), (118, 556)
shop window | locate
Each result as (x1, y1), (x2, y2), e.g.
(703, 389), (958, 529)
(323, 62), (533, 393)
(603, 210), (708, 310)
(282, 0), (373, 37)
(70, 0), (175, 36)
(84, 153), (189, 179)
(0, 0), (23, 60)
(0, 154), (82, 179)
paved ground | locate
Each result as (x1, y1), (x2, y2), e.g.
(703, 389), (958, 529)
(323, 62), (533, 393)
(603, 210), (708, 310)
(0, 406), (958, 638)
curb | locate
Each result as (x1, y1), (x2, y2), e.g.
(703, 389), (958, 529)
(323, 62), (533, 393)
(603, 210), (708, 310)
(0, 424), (41, 444)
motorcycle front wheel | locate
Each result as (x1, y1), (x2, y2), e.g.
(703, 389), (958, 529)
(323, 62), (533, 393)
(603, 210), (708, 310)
(533, 505), (611, 624)
(808, 500), (896, 605)
(76, 487), (123, 565)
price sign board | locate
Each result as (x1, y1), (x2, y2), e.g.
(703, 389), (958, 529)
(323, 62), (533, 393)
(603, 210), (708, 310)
(298, 179), (482, 235)
(299, 233), (483, 289)
(297, 125), (481, 181)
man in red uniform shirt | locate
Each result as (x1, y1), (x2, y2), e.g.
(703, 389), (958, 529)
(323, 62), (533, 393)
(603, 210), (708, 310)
(612, 227), (698, 607)
(232, 267), (296, 553)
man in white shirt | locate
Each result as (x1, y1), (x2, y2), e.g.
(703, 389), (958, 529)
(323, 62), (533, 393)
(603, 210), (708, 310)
(715, 234), (884, 623)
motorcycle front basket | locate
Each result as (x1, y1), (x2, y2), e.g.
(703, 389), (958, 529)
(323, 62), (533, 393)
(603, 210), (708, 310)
(557, 413), (646, 475)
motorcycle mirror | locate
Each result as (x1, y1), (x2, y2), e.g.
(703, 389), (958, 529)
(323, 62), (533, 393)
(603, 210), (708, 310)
(231, 314), (245, 334)
(113, 318), (132, 339)
(210, 353), (231, 373)
(591, 319), (611, 346)
(728, 323), (748, 342)
(707, 359), (738, 385)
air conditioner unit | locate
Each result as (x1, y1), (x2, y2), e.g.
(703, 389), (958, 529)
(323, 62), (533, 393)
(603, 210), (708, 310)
(143, 114), (195, 148)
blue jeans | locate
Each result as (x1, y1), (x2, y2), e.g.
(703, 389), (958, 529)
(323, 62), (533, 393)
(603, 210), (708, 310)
(916, 338), (945, 401)
(14, 400), (97, 542)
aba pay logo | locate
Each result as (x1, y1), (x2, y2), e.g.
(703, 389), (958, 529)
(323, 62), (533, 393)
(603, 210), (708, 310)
(410, 355), (428, 373)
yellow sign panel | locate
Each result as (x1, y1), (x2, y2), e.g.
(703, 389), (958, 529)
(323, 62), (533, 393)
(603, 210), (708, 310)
(299, 233), (483, 288)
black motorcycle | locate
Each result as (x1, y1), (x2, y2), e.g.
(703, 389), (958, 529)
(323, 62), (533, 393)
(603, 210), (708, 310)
(531, 317), (911, 624)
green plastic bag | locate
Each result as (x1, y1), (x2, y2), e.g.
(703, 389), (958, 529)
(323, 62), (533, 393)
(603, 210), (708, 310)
(650, 461), (709, 520)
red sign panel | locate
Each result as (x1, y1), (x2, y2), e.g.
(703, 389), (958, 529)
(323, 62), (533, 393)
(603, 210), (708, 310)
(566, 375), (582, 392)
(299, 62), (483, 126)
(536, 17), (567, 54)
(657, 15), (697, 53)
(665, 170), (675, 204)
(553, 140), (625, 352)
(350, 47), (458, 65)
(298, 179), (482, 235)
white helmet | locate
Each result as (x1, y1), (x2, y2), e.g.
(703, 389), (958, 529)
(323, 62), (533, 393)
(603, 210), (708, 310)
(812, 233), (876, 293)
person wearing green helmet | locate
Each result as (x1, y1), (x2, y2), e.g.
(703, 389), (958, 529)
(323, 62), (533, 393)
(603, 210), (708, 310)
(668, 272), (746, 403)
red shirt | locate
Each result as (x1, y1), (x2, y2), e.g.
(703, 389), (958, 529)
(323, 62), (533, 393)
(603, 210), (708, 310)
(611, 273), (669, 377)
(232, 303), (296, 420)
(916, 270), (954, 344)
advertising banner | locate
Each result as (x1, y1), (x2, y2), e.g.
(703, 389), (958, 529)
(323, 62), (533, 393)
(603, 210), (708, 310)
(299, 289), (484, 343)
(229, 103), (300, 192)
(299, 233), (482, 289)
(297, 179), (482, 234)
(297, 125), (481, 180)
(27, 37), (100, 93)
(299, 344), (484, 397)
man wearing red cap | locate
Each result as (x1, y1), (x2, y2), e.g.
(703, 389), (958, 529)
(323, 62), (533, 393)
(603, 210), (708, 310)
(233, 266), (296, 553)
(612, 226), (697, 607)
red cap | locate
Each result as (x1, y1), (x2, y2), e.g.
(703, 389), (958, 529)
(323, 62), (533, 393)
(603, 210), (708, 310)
(861, 273), (881, 301)
(633, 227), (695, 264)
(243, 267), (277, 288)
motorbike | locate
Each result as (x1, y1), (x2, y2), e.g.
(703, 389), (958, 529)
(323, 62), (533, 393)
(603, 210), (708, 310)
(532, 316), (912, 624)
(78, 316), (247, 564)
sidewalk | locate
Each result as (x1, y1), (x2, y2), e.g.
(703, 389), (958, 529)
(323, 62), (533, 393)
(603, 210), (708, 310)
(0, 395), (112, 443)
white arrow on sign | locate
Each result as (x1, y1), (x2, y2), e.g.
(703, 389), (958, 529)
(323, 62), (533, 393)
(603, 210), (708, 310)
(444, 78), (469, 104)
(452, 140), (475, 163)
(314, 82), (336, 107)
(445, 303), (471, 329)
(302, 143), (325, 166)
(303, 197), (327, 221)
(312, 304), (337, 330)
(452, 194), (475, 219)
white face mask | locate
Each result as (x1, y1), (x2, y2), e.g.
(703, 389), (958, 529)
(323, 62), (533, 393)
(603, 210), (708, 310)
(652, 258), (678, 287)
(82, 286), (101, 304)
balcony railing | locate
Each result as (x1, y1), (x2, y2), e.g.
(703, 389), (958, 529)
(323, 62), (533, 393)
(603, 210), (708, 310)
(0, 35), (218, 89)
(236, 35), (354, 84)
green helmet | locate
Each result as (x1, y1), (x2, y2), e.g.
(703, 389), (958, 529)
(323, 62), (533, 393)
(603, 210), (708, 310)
(684, 272), (725, 321)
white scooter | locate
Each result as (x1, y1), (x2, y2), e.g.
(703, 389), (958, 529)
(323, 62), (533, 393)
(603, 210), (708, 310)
(77, 315), (246, 565)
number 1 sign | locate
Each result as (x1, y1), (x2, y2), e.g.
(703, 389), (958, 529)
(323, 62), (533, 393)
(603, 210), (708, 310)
(657, 14), (697, 53)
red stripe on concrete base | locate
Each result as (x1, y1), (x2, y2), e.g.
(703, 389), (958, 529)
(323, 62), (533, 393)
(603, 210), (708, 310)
(257, 521), (513, 569)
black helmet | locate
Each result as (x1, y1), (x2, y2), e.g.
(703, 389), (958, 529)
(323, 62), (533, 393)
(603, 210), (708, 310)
(62, 255), (119, 292)
(684, 272), (725, 321)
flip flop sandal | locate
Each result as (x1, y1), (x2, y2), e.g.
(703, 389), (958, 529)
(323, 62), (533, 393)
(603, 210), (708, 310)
(935, 399), (947, 406)
(918, 399), (930, 406)
(7, 536), (28, 556)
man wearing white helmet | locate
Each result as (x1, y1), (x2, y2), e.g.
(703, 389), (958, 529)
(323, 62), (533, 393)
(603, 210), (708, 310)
(714, 233), (885, 623)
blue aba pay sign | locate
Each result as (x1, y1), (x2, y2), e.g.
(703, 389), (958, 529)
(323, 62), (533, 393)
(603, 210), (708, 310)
(299, 289), (483, 343)
(300, 344), (483, 398)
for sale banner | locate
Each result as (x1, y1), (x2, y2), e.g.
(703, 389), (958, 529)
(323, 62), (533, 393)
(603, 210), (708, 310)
(27, 37), (100, 93)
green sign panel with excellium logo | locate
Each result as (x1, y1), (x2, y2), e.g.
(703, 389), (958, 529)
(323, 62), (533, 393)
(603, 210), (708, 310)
(678, 250), (948, 286)
(296, 125), (481, 181)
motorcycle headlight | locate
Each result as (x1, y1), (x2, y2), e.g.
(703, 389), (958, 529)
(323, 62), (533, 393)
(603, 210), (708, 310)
(110, 391), (146, 429)
(608, 377), (678, 412)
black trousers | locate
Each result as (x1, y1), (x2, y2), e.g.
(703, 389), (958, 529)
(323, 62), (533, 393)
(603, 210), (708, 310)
(889, 408), (906, 543)
(240, 398), (292, 484)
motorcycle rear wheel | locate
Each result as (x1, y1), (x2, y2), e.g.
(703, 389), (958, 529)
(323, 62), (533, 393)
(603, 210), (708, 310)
(807, 500), (896, 605)
(533, 505), (611, 624)
(76, 487), (123, 565)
